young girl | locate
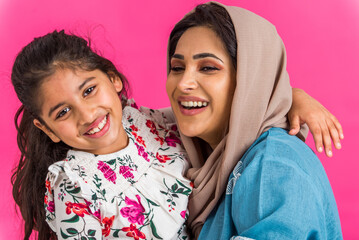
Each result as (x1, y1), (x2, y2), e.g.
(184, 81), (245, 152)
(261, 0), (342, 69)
(11, 30), (191, 240)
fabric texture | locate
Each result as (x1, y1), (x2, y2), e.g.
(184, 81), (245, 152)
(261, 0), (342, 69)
(198, 128), (342, 239)
(166, 2), (308, 237)
(44, 103), (192, 240)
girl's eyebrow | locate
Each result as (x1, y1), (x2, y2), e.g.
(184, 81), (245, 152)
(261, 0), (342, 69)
(171, 53), (223, 63)
(48, 102), (65, 117)
(78, 77), (96, 90)
(48, 77), (96, 117)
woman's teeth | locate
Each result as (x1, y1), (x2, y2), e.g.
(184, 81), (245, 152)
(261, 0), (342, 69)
(180, 101), (208, 108)
(87, 115), (107, 135)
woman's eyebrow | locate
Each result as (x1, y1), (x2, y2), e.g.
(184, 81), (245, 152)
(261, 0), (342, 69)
(172, 54), (184, 60)
(193, 53), (223, 63)
(172, 53), (224, 63)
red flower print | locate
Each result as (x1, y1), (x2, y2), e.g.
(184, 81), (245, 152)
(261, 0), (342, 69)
(120, 195), (145, 225)
(130, 125), (139, 132)
(155, 136), (164, 145)
(190, 182), (194, 188)
(47, 200), (55, 213)
(171, 124), (178, 132)
(44, 195), (48, 204)
(121, 224), (146, 240)
(98, 161), (117, 184)
(165, 132), (181, 147)
(146, 120), (158, 135)
(102, 215), (115, 237)
(135, 135), (146, 147)
(119, 166), (134, 179)
(156, 152), (171, 163)
(65, 201), (90, 217)
(45, 180), (51, 192)
(180, 210), (186, 219)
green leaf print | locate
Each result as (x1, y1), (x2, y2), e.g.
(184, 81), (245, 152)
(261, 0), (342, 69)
(81, 236), (87, 240)
(60, 228), (70, 239)
(150, 219), (163, 239)
(61, 214), (79, 223)
(106, 159), (116, 165)
(88, 229), (96, 236)
(66, 228), (79, 235)
(67, 187), (81, 194)
(113, 229), (120, 237)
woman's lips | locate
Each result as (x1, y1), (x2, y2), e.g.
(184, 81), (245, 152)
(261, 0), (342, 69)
(177, 96), (209, 116)
(84, 114), (110, 138)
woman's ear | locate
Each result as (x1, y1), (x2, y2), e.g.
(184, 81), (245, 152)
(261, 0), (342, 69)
(33, 119), (61, 143)
(108, 72), (123, 93)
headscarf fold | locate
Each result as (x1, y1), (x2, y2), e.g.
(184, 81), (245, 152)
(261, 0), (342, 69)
(167, 2), (308, 238)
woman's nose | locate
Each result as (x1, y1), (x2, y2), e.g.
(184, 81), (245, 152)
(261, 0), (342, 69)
(177, 69), (198, 92)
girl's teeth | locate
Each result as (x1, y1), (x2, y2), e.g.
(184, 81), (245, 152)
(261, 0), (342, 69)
(180, 101), (208, 108)
(87, 115), (107, 135)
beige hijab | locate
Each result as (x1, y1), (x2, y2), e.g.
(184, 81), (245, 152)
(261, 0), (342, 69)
(167, 2), (308, 238)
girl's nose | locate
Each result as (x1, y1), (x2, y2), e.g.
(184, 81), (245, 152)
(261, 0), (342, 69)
(177, 69), (198, 92)
(77, 105), (97, 126)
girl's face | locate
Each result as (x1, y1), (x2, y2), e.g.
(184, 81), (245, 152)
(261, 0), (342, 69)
(34, 68), (128, 155)
(167, 26), (236, 149)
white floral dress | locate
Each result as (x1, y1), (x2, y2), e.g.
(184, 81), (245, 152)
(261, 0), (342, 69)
(44, 103), (192, 240)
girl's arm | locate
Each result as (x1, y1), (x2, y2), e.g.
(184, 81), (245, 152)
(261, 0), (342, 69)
(288, 88), (343, 157)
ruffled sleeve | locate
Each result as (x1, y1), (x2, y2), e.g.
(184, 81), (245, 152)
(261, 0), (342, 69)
(44, 162), (103, 239)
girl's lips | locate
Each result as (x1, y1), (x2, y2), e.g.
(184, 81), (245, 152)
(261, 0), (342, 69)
(84, 114), (110, 138)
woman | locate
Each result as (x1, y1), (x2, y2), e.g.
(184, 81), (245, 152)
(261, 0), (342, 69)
(166, 2), (342, 239)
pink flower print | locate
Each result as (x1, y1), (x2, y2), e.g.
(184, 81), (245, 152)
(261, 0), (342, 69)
(165, 132), (181, 147)
(180, 210), (186, 219)
(119, 166), (134, 179)
(135, 143), (150, 162)
(97, 161), (117, 184)
(47, 200), (55, 213)
(120, 195), (145, 225)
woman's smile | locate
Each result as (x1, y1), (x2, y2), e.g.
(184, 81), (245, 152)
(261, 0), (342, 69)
(166, 26), (236, 149)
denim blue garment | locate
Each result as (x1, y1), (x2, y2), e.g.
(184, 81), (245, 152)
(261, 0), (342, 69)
(198, 128), (342, 240)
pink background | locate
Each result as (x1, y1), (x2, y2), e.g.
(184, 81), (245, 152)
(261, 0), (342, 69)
(0, 0), (358, 239)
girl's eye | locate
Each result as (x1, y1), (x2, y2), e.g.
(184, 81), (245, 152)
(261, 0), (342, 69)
(56, 107), (70, 119)
(83, 86), (95, 97)
(170, 66), (185, 72)
(201, 66), (219, 72)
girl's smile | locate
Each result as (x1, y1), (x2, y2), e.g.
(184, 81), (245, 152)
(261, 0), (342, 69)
(34, 68), (128, 155)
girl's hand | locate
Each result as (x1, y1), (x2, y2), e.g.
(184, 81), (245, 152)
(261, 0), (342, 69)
(288, 88), (344, 157)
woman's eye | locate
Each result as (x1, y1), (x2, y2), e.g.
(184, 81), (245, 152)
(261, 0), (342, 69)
(201, 66), (219, 72)
(170, 66), (185, 72)
(84, 86), (95, 97)
(56, 107), (70, 119)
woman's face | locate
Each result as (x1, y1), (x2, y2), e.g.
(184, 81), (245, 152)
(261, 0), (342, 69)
(166, 26), (236, 149)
